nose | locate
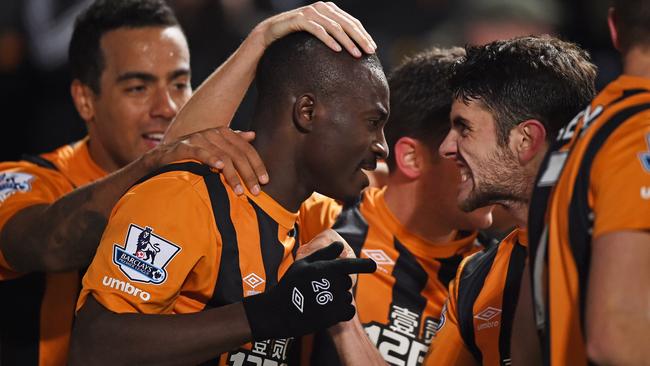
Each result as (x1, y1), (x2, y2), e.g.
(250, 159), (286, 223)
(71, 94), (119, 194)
(372, 130), (389, 160)
(439, 130), (458, 160)
(151, 88), (179, 121)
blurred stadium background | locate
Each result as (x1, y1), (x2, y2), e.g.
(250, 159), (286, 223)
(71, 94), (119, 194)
(0, 0), (619, 161)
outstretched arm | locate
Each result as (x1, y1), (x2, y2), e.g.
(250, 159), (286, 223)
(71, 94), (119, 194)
(0, 130), (250, 273)
(163, 2), (376, 142)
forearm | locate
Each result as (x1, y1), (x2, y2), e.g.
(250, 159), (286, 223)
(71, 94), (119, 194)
(586, 231), (650, 365)
(328, 315), (387, 366)
(0, 154), (159, 272)
(510, 263), (542, 366)
(164, 27), (267, 142)
(70, 296), (252, 366)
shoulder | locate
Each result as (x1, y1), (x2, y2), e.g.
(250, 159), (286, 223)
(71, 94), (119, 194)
(0, 160), (73, 205)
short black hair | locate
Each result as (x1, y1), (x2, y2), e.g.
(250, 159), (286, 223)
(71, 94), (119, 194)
(612, 0), (650, 51)
(69, 0), (180, 94)
(385, 47), (465, 170)
(451, 35), (597, 145)
(254, 32), (383, 118)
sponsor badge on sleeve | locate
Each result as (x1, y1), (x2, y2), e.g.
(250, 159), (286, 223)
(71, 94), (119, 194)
(113, 224), (180, 285)
(0, 172), (34, 203)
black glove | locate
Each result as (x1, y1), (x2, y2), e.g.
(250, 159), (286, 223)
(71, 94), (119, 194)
(242, 241), (376, 341)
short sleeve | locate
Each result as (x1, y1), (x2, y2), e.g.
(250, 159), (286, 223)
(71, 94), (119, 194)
(0, 164), (73, 279)
(592, 115), (650, 237)
(77, 174), (219, 314)
(297, 193), (343, 243)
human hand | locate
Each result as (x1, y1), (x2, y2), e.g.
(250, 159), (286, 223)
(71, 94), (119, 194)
(252, 2), (376, 57)
(242, 242), (376, 341)
(296, 229), (358, 285)
(146, 127), (267, 195)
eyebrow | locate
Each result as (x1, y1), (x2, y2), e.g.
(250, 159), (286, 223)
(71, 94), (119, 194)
(373, 104), (389, 119)
(452, 115), (470, 127)
(115, 68), (190, 83)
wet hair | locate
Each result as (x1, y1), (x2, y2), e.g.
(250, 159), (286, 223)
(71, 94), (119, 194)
(385, 47), (465, 170)
(69, 0), (180, 94)
(612, 0), (650, 51)
(450, 35), (597, 145)
(254, 31), (384, 124)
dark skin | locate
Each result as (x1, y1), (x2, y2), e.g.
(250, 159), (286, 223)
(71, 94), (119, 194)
(254, 69), (389, 212)
(73, 297), (251, 366)
(0, 130), (256, 272)
(71, 58), (388, 365)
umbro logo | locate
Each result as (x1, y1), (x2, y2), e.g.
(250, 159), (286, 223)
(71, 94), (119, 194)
(475, 306), (501, 331)
(474, 306), (501, 321)
(292, 287), (304, 313)
(243, 273), (265, 289)
(362, 249), (394, 266)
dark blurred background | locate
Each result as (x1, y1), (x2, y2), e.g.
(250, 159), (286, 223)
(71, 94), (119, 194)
(0, 0), (619, 161)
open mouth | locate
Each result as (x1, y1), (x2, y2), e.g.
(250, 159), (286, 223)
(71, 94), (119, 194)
(142, 132), (164, 145)
(456, 157), (473, 185)
(359, 160), (377, 173)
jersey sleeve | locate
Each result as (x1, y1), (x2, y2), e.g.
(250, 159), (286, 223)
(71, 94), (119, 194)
(77, 174), (220, 314)
(424, 258), (478, 366)
(0, 164), (74, 279)
(297, 193), (343, 243)
(591, 115), (650, 237)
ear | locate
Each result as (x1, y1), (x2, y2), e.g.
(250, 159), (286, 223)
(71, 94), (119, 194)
(293, 94), (316, 133)
(393, 137), (424, 179)
(70, 80), (96, 123)
(512, 120), (547, 164)
(607, 7), (621, 51)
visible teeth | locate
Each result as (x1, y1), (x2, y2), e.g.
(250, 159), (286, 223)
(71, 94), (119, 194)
(144, 133), (164, 141)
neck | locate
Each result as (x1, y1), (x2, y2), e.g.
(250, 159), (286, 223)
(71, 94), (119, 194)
(87, 135), (120, 173)
(384, 174), (457, 244)
(502, 200), (529, 228)
(252, 121), (309, 212)
(623, 47), (650, 79)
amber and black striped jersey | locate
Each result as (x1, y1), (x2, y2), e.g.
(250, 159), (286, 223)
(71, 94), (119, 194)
(529, 75), (650, 365)
(295, 187), (483, 366)
(78, 161), (300, 366)
(0, 139), (106, 366)
(424, 229), (527, 366)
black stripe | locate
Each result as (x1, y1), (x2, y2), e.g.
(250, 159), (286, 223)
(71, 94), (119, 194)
(21, 155), (58, 171)
(498, 242), (527, 365)
(204, 172), (243, 307)
(436, 255), (464, 289)
(332, 200), (369, 257)
(291, 224), (300, 259)
(456, 243), (500, 363)
(249, 199), (287, 288)
(133, 162), (245, 308)
(608, 88), (649, 105)
(132, 161), (212, 188)
(390, 238), (428, 338)
(567, 102), (650, 336)
(527, 91), (650, 365)
(0, 272), (46, 366)
(21, 154), (78, 189)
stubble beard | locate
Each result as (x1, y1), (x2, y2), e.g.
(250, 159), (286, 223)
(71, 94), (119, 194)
(460, 146), (530, 212)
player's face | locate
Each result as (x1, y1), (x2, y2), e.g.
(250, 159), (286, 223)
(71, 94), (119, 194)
(87, 26), (191, 172)
(439, 98), (525, 212)
(306, 67), (390, 202)
(420, 147), (494, 230)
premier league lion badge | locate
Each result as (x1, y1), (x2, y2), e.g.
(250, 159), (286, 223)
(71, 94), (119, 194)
(113, 224), (181, 285)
